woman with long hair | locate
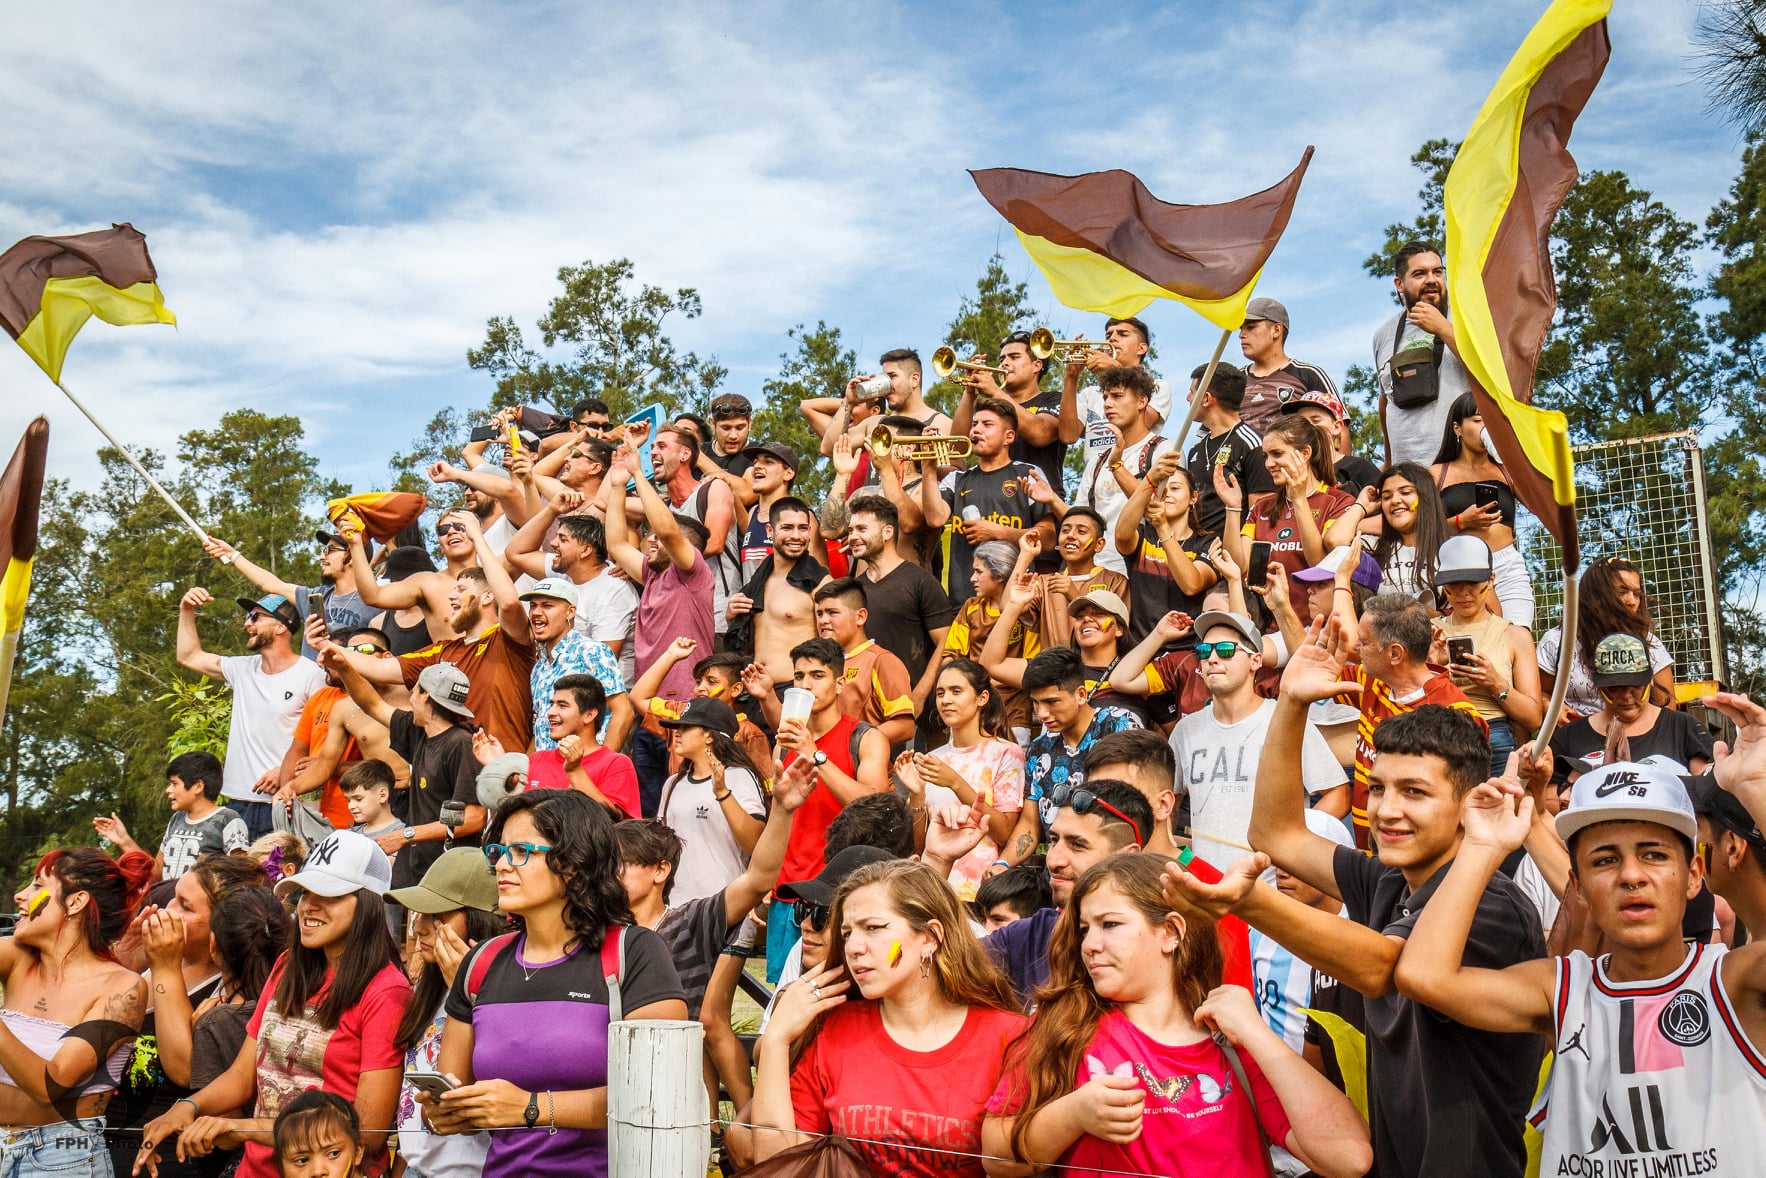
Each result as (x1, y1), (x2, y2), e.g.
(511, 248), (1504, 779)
(1219, 415), (1360, 624)
(1361, 461), (1451, 604)
(751, 858), (1027, 1176)
(982, 855), (1369, 1178)
(897, 659), (1026, 900)
(1431, 392), (1536, 624)
(0, 846), (152, 1176)
(1536, 556), (1677, 716)
(424, 789), (686, 1178)
(1114, 453), (1219, 644)
(1436, 536), (1545, 776)
(388, 848), (504, 1178)
(137, 831), (410, 1178)
(657, 696), (770, 904)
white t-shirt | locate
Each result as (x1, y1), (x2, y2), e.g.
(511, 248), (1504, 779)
(1535, 627), (1673, 718)
(572, 565), (641, 688)
(1077, 431), (1177, 574)
(1513, 852), (1561, 934)
(218, 655), (328, 802)
(659, 766), (767, 904)
(1169, 698), (1344, 871)
(1372, 310), (1469, 467)
(480, 514), (517, 557)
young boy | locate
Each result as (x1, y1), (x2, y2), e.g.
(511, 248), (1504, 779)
(93, 751), (250, 882)
(631, 638), (774, 778)
(342, 760), (404, 845)
(972, 864), (1050, 932)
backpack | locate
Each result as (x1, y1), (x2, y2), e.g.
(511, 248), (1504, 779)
(464, 925), (630, 1021)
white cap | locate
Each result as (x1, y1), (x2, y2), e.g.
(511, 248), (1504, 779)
(275, 830), (394, 898)
(1555, 760), (1698, 846)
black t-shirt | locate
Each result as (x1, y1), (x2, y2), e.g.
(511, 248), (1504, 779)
(938, 461), (1050, 603)
(1187, 423), (1275, 535)
(657, 892), (731, 1019)
(862, 561), (959, 685)
(1334, 454), (1383, 496)
(711, 448), (753, 477)
(1548, 709), (1714, 775)
(1008, 387), (1068, 488)
(387, 711), (481, 887)
(1303, 962), (1367, 1098)
(1333, 845), (1546, 1178)
(1124, 523), (1217, 646)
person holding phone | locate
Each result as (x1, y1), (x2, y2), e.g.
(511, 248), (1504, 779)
(1431, 393), (1535, 625)
(1436, 536), (1544, 777)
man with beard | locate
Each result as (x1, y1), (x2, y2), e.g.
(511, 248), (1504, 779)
(1237, 296), (1341, 436)
(727, 497), (825, 686)
(843, 496), (954, 717)
(1374, 240), (1473, 466)
(348, 509), (481, 642)
(200, 531), (376, 659)
(951, 331), (1081, 490)
(815, 349), (954, 475)
(505, 506), (639, 687)
(334, 510), (538, 753)
(519, 575), (632, 753)
(737, 442), (832, 581)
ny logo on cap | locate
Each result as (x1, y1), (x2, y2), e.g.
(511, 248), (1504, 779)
(310, 837), (341, 866)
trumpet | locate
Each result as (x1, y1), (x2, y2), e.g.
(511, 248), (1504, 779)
(931, 347), (1005, 379)
(868, 426), (972, 465)
(1029, 327), (1115, 365)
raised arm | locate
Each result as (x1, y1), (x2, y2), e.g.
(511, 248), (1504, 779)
(200, 537), (299, 601)
(323, 644), (399, 729)
(626, 447), (697, 573)
(176, 588), (226, 681)
(432, 460), (529, 527)
(503, 492), (579, 581)
(921, 468), (952, 531)
(978, 573), (1039, 689)
(450, 510), (529, 644)
(349, 530), (421, 611)
(600, 447), (647, 581)
(725, 761), (815, 925)
(1106, 612), (1192, 697)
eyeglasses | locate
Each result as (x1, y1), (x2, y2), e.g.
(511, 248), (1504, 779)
(483, 842), (553, 868)
(347, 643), (387, 656)
(1194, 641), (1242, 660)
(796, 900), (832, 932)
(1048, 783), (1145, 844)
(436, 523), (466, 537)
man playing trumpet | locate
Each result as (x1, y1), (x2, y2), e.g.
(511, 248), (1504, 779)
(949, 330), (1081, 490)
(1061, 315), (1172, 478)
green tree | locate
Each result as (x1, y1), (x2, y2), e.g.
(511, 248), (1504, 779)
(1693, 0), (1766, 136)
(1361, 139), (1460, 291)
(754, 322), (856, 503)
(930, 253), (1049, 409)
(1703, 134), (1766, 590)
(1341, 364), (1388, 461)
(467, 258), (727, 419)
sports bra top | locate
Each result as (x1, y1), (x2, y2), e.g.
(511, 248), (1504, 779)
(1437, 473), (1518, 530)
(0, 1009), (130, 1096)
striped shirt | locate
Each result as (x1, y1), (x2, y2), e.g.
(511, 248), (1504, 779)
(1342, 663), (1485, 850)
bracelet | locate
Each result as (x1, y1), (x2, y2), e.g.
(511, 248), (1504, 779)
(713, 790), (732, 803)
(1158, 532), (1176, 545)
(1109, 461), (1125, 472)
(547, 1090), (557, 1136)
(1333, 586), (1353, 594)
(992, 859), (1010, 868)
(175, 1096), (200, 1118)
(1453, 511), (1464, 530)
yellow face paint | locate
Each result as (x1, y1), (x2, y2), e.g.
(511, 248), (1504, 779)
(887, 940), (903, 968)
(26, 890), (49, 918)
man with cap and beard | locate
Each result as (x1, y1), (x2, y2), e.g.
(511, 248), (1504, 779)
(199, 530), (375, 659)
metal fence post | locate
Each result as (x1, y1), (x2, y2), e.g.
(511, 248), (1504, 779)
(607, 1019), (708, 1177)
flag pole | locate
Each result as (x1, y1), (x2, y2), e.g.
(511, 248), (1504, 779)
(1537, 568), (1579, 742)
(52, 379), (207, 542)
(1167, 327), (1233, 455)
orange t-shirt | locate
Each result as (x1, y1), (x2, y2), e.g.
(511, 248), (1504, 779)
(292, 686), (356, 829)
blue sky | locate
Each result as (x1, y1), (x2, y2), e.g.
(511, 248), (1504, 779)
(0, 0), (1744, 495)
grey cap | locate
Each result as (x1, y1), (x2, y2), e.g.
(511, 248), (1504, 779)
(477, 752), (530, 812)
(520, 576), (579, 607)
(1192, 610), (1262, 649)
(1243, 297), (1290, 331)
(416, 663), (474, 719)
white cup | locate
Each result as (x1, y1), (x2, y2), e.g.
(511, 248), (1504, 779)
(779, 687), (815, 725)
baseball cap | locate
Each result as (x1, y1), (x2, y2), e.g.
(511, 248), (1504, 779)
(659, 696), (739, 739)
(520, 576), (579, 608)
(383, 545), (437, 582)
(1556, 760), (1699, 846)
(314, 530), (346, 549)
(1291, 545), (1384, 591)
(237, 593), (302, 632)
(1192, 610), (1262, 650)
(416, 664), (475, 719)
(1068, 589), (1130, 627)
(275, 830), (394, 899)
(742, 442), (801, 471)
(1243, 297), (1290, 331)
(777, 845), (896, 907)
(477, 752), (530, 812)
(1591, 633), (1653, 688)
(1688, 774), (1766, 854)
(386, 847), (501, 915)
(1436, 535), (1494, 585)
(1281, 389), (1346, 423)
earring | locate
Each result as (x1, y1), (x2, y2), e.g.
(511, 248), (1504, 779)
(920, 951), (933, 979)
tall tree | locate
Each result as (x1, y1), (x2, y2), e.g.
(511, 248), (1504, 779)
(467, 258), (726, 419)
(1693, 0), (1766, 137)
(1704, 134), (1766, 586)
(754, 322), (856, 503)
(1361, 139), (1460, 292)
(931, 253), (1049, 408)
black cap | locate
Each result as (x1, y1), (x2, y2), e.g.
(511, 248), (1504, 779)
(314, 530), (345, 549)
(658, 696), (739, 738)
(742, 441), (800, 471)
(1689, 773), (1766, 854)
(382, 545), (437, 582)
(776, 845), (895, 907)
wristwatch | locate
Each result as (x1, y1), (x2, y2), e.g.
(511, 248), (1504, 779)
(811, 751), (829, 769)
(524, 1090), (540, 1129)
(402, 827), (416, 842)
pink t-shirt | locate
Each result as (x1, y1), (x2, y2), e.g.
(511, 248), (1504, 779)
(924, 738), (1026, 901)
(987, 1009), (1292, 1178)
(792, 1001), (1028, 1177)
(527, 746), (640, 817)
(635, 551), (715, 705)
(243, 957), (412, 1178)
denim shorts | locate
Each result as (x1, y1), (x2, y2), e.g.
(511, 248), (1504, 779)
(0, 1119), (111, 1178)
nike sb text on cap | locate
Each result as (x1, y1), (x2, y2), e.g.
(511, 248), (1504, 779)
(1556, 760), (1699, 846)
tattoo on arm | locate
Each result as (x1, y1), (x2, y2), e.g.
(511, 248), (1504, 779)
(1013, 832), (1035, 857)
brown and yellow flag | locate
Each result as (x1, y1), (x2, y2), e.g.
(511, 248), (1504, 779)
(970, 150), (1313, 328)
(0, 417), (49, 730)
(1444, 0), (1611, 570)
(0, 224), (176, 383)
(327, 492), (427, 543)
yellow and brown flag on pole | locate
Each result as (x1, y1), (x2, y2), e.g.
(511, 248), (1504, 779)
(0, 224), (176, 383)
(970, 149), (1313, 328)
(1444, 0), (1612, 571)
(0, 417), (48, 732)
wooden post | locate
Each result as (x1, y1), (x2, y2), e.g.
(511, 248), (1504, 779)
(607, 1019), (708, 1178)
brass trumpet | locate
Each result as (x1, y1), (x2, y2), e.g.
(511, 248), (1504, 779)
(868, 425), (972, 465)
(1029, 327), (1115, 365)
(931, 347), (1005, 379)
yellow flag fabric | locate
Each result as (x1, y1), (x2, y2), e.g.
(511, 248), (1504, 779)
(1301, 1007), (1370, 1120)
(17, 277), (176, 383)
(0, 418), (48, 732)
(327, 492), (428, 543)
(1011, 230), (1270, 329)
(0, 226), (176, 383)
(1443, 0), (1610, 567)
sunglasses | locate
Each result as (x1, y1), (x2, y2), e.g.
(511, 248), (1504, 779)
(483, 842), (553, 868)
(244, 610), (266, 624)
(1194, 641), (1242, 660)
(796, 900), (832, 932)
(347, 643), (387, 656)
(436, 523), (466, 537)
(1048, 783), (1144, 844)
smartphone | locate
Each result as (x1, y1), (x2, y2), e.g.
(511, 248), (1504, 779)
(1473, 482), (1504, 511)
(1447, 636), (1476, 667)
(1246, 541), (1273, 590)
(405, 1072), (457, 1098)
(467, 425), (501, 443)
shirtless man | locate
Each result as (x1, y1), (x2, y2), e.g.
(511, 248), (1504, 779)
(728, 498), (824, 685)
(813, 348), (953, 460)
(348, 514), (478, 642)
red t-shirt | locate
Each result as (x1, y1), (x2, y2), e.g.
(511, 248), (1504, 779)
(793, 1002), (1028, 1177)
(987, 1009), (1292, 1178)
(242, 957), (411, 1178)
(526, 746), (640, 817)
(778, 714), (862, 887)
(1343, 662), (1486, 849)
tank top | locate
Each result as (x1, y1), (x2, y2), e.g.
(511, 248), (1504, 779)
(1536, 943), (1766, 1171)
(1437, 472), (1519, 530)
(376, 608), (433, 657)
(1440, 612), (1517, 720)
